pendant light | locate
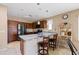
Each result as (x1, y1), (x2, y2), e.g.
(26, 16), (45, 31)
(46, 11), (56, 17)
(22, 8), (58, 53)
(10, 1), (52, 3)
(37, 21), (40, 25)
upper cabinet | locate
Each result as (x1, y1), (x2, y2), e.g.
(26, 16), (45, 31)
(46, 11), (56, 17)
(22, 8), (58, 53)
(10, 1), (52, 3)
(33, 20), (47, 29)
(40, 20), (47, 28)
(32, 22), (37, 29)
(26, 23), (33, 29)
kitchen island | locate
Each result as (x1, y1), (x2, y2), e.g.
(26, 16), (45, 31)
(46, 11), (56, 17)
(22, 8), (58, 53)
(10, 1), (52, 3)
(19, 32), (56, 55)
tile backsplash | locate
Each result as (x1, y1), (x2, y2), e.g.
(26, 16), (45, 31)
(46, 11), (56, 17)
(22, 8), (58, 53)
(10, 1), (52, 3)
(26, 28), (45, 32)
(26, 28), (55, 33)
(26, 29), (34, 32)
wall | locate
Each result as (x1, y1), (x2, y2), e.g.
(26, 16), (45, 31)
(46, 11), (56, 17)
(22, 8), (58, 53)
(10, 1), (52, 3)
(0, 5), (7, 48)
(70, 10), (79, 42)
(52, 11), (71, 35)
(48, 9), (79, 42)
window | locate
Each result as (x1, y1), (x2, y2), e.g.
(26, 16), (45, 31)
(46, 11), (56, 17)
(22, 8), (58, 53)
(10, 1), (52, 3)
(47, 19), (53, 30)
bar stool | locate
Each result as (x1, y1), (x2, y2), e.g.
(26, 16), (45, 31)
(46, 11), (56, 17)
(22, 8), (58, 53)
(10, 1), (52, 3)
(49, 34), (58, 50)
(38, 37), (49, 55)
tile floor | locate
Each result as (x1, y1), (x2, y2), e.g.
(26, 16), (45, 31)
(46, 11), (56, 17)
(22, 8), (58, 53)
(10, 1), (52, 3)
(49, 46), (71, 55)
(0, 41), (21, 55)
(0, 41), (71, 55)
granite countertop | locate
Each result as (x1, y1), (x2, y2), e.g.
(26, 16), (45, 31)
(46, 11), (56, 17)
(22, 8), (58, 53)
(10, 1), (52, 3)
(19, 34), (38, 41)
(19, 32), (57, 41)
(19, 32), (57, 55)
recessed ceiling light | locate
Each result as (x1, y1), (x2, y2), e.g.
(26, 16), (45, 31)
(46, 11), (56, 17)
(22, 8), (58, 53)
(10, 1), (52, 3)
(29, 14), (32, 17)
(46, 10), (48, 12)
(37, 3), (40, 5)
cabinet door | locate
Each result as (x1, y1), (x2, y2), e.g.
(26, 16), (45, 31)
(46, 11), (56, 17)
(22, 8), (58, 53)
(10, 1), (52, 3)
(32, 20), (47, 28)
(32, 22), (36, 29)
(8, 20), (18, 43)
(40, 20), (47, 28)
(40, 21), (44, 28)
(26, 23), (33, 28)
(43, 20), (47, 28)
(24, 39), (38, 55)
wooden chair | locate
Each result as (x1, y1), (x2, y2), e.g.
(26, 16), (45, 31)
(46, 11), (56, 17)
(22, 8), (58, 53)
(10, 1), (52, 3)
(49, 34), (58, 50)
(38, 37), (49, 55)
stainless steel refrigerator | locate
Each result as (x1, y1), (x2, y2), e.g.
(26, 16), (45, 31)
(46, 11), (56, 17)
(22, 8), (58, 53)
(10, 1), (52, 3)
(17, 23), (26, 35)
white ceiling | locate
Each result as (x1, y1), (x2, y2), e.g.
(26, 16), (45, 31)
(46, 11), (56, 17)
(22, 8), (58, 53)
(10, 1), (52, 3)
(1, 3), (79, 21)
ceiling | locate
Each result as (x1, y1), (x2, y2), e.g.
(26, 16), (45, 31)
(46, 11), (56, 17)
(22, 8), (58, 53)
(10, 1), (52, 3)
(1, 3), (79, 21)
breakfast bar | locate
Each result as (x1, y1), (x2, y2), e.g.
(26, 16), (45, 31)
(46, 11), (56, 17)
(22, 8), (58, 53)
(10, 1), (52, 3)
(19, 32), (55, 55)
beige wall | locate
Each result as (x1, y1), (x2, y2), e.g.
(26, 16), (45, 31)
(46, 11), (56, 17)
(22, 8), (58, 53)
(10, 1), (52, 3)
(70, 10), (79, 42)
(0, 5), (7, 48)
(48, 9), (79, 42)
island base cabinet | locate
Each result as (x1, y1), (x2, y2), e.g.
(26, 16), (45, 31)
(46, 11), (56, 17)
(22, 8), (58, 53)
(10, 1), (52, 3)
(20, 40), (24, 55)
(24, 38), (38, 55)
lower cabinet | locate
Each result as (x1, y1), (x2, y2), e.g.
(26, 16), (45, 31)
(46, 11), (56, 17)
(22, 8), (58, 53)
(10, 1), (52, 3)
(24, 39), (38, 55)
(20, 40), (24, 55)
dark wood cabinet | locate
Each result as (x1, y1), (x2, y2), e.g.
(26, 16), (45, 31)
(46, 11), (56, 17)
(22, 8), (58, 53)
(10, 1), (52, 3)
(43, 20), (47, 28)
(40, 21), (44, 28)
(8, 20), (33, 43)
(32, 22), (36, 29)
(8, 20), (47, 43)
(26, 23), (33, 29)
(33, 20), (47, 29)
(8, 20), (19, 43)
